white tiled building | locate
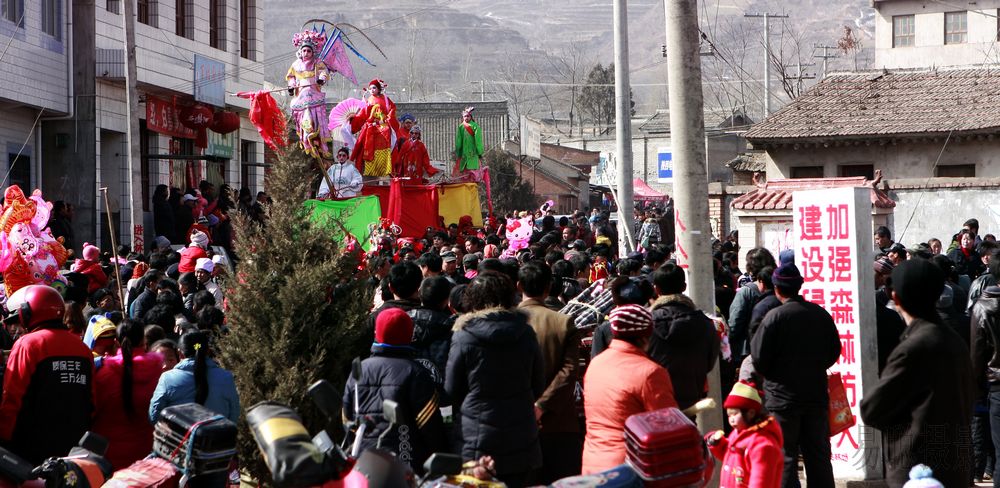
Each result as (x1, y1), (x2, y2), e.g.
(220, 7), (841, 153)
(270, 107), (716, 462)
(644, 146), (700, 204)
(874, 0), (1000, 69)
(8, 0), (269, 251)
(0, 0), (70, 191)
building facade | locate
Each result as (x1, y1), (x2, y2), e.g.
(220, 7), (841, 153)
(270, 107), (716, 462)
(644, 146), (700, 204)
(41, 0), (265, 252)
(874, 0), (1000, 69)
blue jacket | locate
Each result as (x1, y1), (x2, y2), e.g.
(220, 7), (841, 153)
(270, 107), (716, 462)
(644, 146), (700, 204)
(148, 358), (240, 424)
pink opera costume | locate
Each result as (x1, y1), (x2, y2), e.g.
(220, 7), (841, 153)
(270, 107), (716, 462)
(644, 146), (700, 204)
(349, 79), (400, 177)
(287, 30), (332, 159)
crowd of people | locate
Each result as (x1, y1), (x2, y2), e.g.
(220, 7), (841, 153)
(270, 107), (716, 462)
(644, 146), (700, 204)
(2, 186), (993, 488)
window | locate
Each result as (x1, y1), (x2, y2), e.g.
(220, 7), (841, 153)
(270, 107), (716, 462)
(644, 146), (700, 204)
(892, 15), (914, 47)
(106, 0), (119, 14)
(176, 0), (192, 39)
(138, 0), (157, 27)
(241, 140), (257, 189)
(240, 0), (256, 60)
(7, 152), (30, 194)
(41, 0), (59, 38)
(936, 164), (975, 177)
(945, 11), (967, 44)
(1, 0), (23, 26)
(838, 164), (874, 179)
(789, 166), (824, 178)
(210, 0), (226, 49)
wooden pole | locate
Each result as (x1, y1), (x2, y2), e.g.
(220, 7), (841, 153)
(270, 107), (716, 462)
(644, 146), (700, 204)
(99, 188), (126, 314)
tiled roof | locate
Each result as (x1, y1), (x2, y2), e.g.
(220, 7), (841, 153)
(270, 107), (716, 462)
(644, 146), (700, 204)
(725, 153), (766, 172)
(744, 67), (1000, 143)
(540, 143), (599, 167)
(731, 177), (896, 210)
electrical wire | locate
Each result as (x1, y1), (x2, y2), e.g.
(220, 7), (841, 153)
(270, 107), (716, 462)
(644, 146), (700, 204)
(2, 108), (44, 189)
(0, 8), (26, 64)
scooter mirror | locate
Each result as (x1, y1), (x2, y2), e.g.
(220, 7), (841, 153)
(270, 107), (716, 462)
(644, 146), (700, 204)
(78, 431), (109, 457)
(382, 399), (401, 425)
(307, 379), (341, 421)
(351, 357), (362, 381)
(423, 453), (463, 477)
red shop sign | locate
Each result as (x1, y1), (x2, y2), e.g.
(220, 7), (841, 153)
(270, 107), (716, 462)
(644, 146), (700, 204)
(146, 95), (197, 139)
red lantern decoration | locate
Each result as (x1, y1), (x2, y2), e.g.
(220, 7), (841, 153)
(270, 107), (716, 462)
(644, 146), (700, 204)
(210, 110), (241, 134)
(179, 104), (213, 148)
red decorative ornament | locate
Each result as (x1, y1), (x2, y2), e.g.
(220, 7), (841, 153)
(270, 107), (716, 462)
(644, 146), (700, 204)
(210, 110), (241, 134)
(179, 104), (213, 148)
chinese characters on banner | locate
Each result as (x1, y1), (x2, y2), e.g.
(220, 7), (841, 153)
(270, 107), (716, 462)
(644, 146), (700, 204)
(793, 187), (872, 479)
(133, 225), (145, 254)
(146, 95), (197, 139)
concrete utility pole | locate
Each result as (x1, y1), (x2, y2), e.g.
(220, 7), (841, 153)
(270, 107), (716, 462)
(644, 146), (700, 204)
(814, 44), (838, 79)
(613, 0), (635, 255)
(664, 0), (722, 437)
(744, 12), (788, 117)
(121, 0), (143, 251)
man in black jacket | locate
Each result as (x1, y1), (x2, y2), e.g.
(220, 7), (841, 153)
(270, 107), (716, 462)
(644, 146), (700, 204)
(751, 263), (839, 488)
(409, 276), (455, 377)
(366, 262), (423, 348)
(863, 259), (973, 488)
(344, 308), (447, 472)
(647, 262), (720, 412)
(972, 284), (1000, 484)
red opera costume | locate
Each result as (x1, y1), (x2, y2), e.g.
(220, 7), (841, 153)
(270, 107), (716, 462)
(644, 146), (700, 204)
(350, 79), (399, 177)
(398, 139), (437, 180)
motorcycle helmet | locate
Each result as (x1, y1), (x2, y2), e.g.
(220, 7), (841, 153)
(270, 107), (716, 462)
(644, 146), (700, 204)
(7, 285), (65, 330)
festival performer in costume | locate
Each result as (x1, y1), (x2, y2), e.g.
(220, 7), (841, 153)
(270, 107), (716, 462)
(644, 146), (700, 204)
(350, 79), (399, 177)
(454, 106), (484, 179)
(399, 126), (438, 180)
(318, 147), (364, 199)
(287, 31), (331, 159)
(391, 113), (416, 175)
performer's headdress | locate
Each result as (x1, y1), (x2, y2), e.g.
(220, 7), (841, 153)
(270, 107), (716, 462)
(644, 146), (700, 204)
(369, 79), (387, 91)
(292, 30), (326, 52)
(462, 106), (475, 117)
(399, 113), (415, 123)
(410, 125), (422, 134)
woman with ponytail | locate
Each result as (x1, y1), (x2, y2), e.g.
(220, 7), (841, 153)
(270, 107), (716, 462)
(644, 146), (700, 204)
(149, 330), (239, 426)
(92, 318), (165, 469)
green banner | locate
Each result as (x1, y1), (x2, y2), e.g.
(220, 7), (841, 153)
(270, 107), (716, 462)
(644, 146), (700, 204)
(304, 195), (382, 252)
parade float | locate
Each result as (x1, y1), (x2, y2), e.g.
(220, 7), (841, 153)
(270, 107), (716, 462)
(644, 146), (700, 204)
(235, 22), (495, 254)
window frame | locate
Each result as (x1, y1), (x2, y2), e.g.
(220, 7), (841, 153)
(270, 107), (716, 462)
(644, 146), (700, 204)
(176, 0), (192, 39)
(239, 0), (256, 60)
(944, 11), (968, 45)
(789, 166), (825, 179)
(138, 0), (158, 27)
(210, 0), (226, 50)
(41, 0), (59, 38)
(935, 164), (976, 177)
(892, 14), (915, 48)
(1, 0), (24, 26)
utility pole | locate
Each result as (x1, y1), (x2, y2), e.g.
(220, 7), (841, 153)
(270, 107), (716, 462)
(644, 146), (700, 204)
(121, 0), (143, 252)
(613, 0), (635, 255)
(664, 0), (722, 440)
(814, 44), (838, 79)
(472, 80), (491, 102)
(744, 12), (788, 118)
(783, 61), (816, 95)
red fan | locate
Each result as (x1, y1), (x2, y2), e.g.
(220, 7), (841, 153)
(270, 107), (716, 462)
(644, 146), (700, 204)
(328, 97), (366, 131)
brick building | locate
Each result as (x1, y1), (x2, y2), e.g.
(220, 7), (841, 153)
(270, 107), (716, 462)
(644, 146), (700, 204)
(505, 142), (599, 214)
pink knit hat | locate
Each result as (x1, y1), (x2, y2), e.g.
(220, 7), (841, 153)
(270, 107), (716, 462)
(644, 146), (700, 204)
(82, 243), (100, 262)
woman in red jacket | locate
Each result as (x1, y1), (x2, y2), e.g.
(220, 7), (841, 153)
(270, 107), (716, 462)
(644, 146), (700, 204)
(706, 380), (784, 488)
(92, 318), (164, 469)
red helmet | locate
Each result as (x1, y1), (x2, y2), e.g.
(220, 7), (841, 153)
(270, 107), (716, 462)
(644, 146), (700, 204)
(8, 285), (65, 329)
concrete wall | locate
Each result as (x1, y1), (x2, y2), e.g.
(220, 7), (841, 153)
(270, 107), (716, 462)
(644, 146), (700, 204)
(874, 0), (1000, 69)
(0, 0), (70, 113)
(886, 179), (1000, 245)
(763, 138), (1000, 180)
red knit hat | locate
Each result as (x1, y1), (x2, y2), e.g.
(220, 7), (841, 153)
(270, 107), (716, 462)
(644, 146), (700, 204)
(724, 380), (764, 411)
(609, 304), (653, 339)
(375, 308), (414, 346)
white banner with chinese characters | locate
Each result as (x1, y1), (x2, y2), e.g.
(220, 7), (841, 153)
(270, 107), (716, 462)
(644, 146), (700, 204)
(793, 187), (875, 480)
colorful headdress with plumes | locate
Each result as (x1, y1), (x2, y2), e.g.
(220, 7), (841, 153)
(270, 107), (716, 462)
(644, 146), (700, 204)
(369, 78), (387, 90)
(462, 106), (475, 117)
(292, 30), (327, 52)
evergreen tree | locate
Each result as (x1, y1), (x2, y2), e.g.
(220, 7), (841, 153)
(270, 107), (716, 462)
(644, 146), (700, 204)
(220, 145), (372, 484)
(482, 148), (539, 215)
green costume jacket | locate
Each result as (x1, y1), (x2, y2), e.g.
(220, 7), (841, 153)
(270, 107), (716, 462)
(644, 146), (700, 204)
(454, 121), (484, 170)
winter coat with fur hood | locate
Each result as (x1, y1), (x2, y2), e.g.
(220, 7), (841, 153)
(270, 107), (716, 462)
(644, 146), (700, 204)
(445, 308), (545, 476)
(648, 294), (720, 410)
